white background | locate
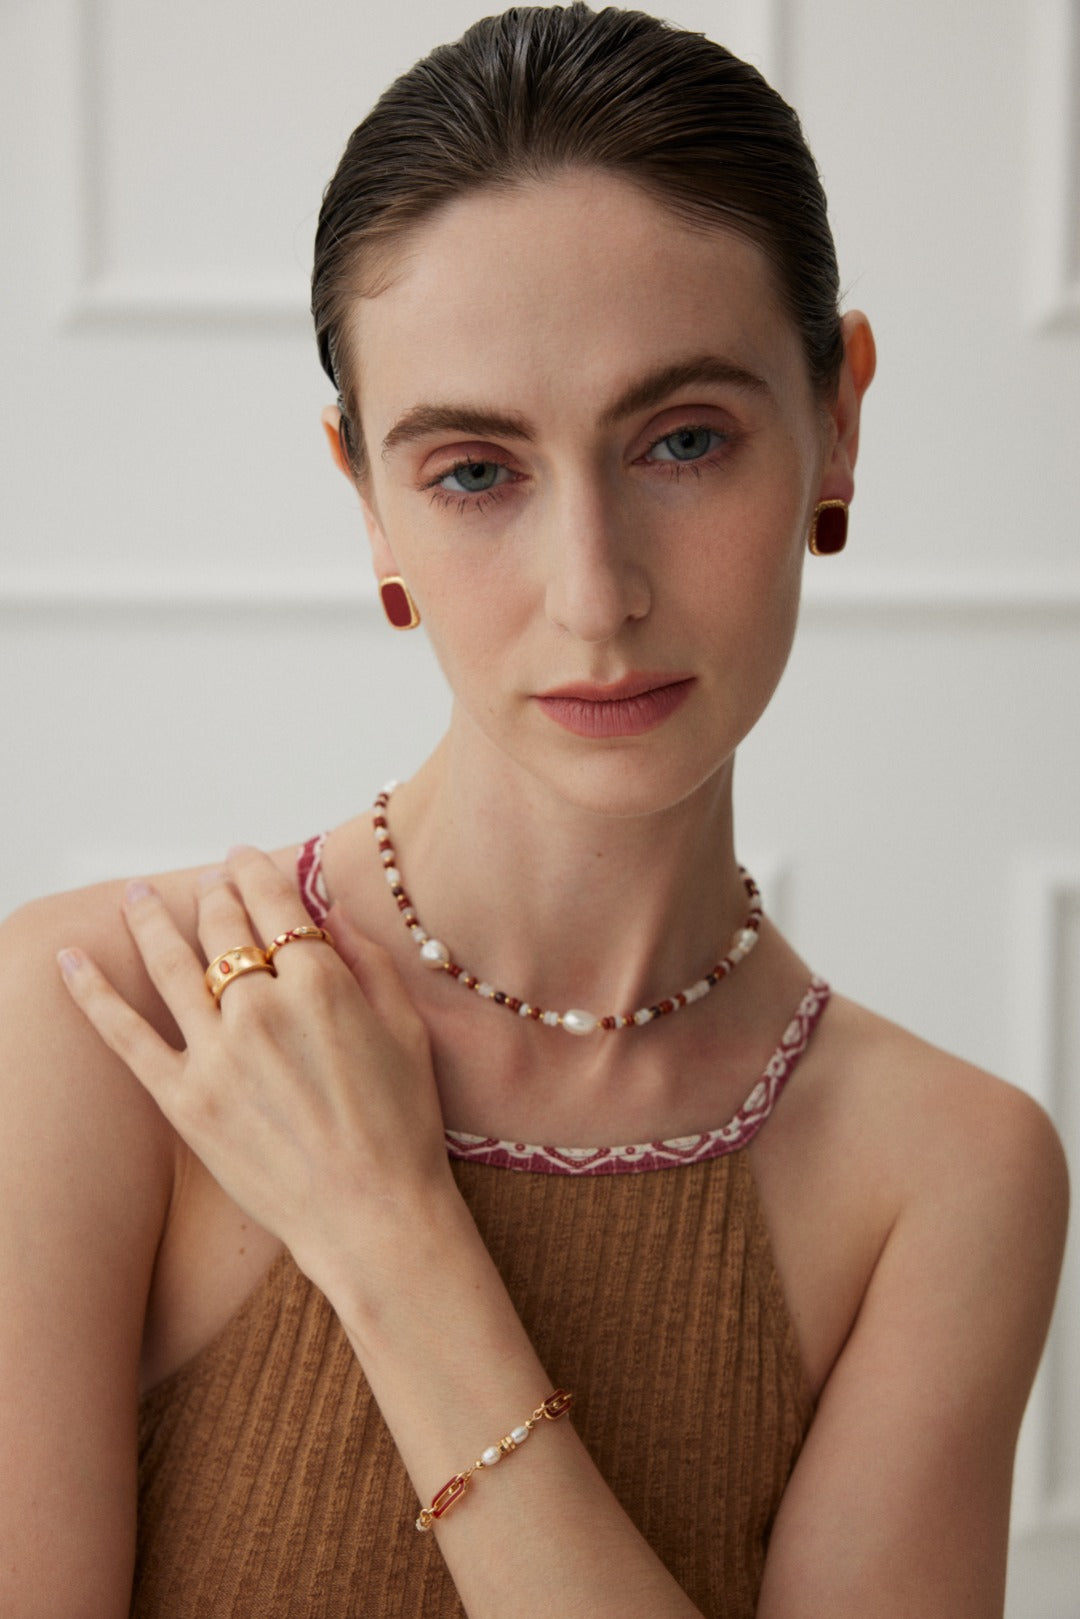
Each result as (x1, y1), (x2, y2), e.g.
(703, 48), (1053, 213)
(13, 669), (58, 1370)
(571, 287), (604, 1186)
(1, 1), (1078, 1610)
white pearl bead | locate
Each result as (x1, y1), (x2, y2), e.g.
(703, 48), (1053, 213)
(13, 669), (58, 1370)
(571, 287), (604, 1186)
(480, 1446), (502, 1467)
(689, 979), (710, 1001)
(376, 827), (390, 843)
(541, 1011), (561, 1027)
(518, 1003), (533, 1017)
(384, 867), (401, 886)
(420, 938), (450, 967)
(510, 1425), (530, 1445)
(561, 1008), (598, 1036)
(381, 779), (400, 795)
(412, 928), (428, 945)
(633, 1008), (653, 1025)
(380, 848), (395, 865)
(738, 927), (758, 952)
(476, 982), (495, 998)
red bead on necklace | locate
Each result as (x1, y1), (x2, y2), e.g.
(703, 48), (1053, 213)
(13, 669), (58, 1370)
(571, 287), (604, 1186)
(372, 783), (762, 1036)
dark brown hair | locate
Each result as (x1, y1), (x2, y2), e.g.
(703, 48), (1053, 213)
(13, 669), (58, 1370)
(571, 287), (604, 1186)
(312, 3), (843, 476)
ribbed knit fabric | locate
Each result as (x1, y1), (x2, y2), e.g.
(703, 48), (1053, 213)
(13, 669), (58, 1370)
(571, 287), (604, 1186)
(132, 1149), (814, 1617)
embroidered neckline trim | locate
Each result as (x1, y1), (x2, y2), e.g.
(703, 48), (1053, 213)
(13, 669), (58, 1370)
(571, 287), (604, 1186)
(297, 832), (829, 1176)
(442, 976), (830, 1174)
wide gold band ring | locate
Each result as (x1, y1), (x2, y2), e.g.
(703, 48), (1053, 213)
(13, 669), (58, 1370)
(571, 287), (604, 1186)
(205, 945), (276, 1004)
(264, 925), (335, 963)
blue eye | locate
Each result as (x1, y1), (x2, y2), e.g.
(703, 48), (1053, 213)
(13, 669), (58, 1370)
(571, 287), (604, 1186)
(439, 460), (508, 494)
(648, 427), (720, 463)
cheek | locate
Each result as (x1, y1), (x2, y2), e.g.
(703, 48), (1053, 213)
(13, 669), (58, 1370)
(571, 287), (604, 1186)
(408, 550), (536, 704)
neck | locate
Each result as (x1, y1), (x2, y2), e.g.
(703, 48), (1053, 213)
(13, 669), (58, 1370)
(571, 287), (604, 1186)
(382, 718), (750, 1022)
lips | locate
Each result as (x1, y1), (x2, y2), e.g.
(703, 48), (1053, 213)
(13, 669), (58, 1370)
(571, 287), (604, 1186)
(534, 674), (695, 738)
(538, 671), (692, 703)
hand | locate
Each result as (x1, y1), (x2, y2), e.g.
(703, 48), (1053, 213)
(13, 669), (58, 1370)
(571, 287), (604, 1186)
(57, 847), (453, 1287)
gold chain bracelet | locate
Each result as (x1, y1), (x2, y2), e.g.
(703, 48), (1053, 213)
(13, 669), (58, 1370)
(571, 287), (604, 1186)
(415, 1389), (573, 1531)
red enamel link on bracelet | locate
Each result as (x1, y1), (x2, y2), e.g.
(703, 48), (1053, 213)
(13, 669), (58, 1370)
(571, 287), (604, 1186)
(415, 1390), (574, 1531)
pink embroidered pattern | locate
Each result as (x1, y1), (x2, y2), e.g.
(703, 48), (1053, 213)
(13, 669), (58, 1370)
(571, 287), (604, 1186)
(296, 834), (829, 1176)
(443, 977), (830, 1174)
(298, 833), (331, 926)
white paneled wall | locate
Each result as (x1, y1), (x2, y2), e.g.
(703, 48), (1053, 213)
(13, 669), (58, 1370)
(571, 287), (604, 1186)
(1, 2), (1078, 1610)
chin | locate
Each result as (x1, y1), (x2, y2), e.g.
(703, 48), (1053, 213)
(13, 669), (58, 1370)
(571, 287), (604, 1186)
(513, 735), (733, 823)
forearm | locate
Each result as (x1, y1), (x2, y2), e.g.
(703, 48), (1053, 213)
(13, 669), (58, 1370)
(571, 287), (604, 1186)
(317, 1181), (704, 1619)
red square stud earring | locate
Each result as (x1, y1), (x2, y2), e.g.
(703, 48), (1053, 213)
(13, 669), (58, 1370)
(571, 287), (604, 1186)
(808, 500), (849, 556)
(379, 575), (421, 629)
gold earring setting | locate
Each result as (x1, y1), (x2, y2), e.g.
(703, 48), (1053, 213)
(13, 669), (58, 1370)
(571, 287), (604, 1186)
(808, 500), (849, 556)
(379, 575), (421, 629)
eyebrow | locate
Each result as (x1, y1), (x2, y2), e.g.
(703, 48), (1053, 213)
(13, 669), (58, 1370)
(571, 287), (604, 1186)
(380, 353), (769, 458)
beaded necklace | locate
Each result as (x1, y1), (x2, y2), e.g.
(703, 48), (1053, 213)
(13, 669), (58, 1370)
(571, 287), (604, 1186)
(372, 782), (762, 1036)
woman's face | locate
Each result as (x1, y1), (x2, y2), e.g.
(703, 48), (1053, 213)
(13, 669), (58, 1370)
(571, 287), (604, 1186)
(341, 170), (865, 816)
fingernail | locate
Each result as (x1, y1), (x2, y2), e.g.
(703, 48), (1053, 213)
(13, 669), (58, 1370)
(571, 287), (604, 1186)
(57, 948), (83, 979)
(125, 880), (154, 904)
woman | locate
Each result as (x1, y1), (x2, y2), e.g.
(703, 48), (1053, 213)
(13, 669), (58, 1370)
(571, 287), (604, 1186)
(0, 5), (1067, 1615)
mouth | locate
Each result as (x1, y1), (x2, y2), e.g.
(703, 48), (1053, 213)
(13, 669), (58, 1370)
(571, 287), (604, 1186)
(533, 674), (695, 739)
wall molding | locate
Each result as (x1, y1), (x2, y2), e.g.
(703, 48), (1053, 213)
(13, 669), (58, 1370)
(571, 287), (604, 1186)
(1009, 856), (1080, 1536)
(1028, 0), (1080, 331)
(66, 0), (311, 328)
(5, 568), (1080, 618)
(64, 0), (790, 330)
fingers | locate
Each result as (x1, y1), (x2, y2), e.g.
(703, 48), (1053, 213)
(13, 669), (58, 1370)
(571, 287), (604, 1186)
(57, 946), (184, 1096)
(123, 881), (219, 1034)
(327, 903), (427, 1042)
(216, 847), (342, 989)
(195, 866), (261, 966)
(224, 847), (315, 947)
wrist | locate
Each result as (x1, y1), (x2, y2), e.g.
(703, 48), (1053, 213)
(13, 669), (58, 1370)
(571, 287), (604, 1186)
(302, 1165), (479, 1348)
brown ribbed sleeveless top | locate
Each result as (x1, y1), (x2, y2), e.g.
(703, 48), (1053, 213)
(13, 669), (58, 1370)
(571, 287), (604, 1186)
(131, 839), (822, 1618)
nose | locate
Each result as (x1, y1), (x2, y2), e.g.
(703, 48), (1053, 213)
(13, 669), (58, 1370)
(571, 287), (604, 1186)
(543, 488), (651, 643)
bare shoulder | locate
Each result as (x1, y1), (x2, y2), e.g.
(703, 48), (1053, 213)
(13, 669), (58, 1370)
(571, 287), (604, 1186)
(0, 836), (308, 1236)
(752, 986), (1068, 1403)
(819, 990), (1067, 1229)
(0, 849), (292, 1615)
(756, 991), (1069, 1617)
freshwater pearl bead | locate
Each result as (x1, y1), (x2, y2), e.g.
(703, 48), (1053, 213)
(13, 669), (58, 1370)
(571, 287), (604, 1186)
(371, 784), (761, 1035)
(480, 1446), (502, 1467)
(510, 1425), (530, 1445)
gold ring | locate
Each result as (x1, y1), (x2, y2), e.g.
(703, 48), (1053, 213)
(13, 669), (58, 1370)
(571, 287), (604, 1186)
(264, 925), (335, 963)
(205, 945), (276, 1004)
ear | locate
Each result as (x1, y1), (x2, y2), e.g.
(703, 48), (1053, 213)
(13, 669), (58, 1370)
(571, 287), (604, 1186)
(320, 405), (405, 587)
(320, 404), (358, 484)
(816, 311), (876, 504)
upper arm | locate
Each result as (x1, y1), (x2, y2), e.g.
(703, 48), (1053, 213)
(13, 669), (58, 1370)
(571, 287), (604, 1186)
(0, 892), (176, 1618)
(758, 1073), (1069, 1619)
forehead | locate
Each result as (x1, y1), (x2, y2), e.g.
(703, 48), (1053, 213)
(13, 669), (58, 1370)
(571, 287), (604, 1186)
(347, 171), (807, 430)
